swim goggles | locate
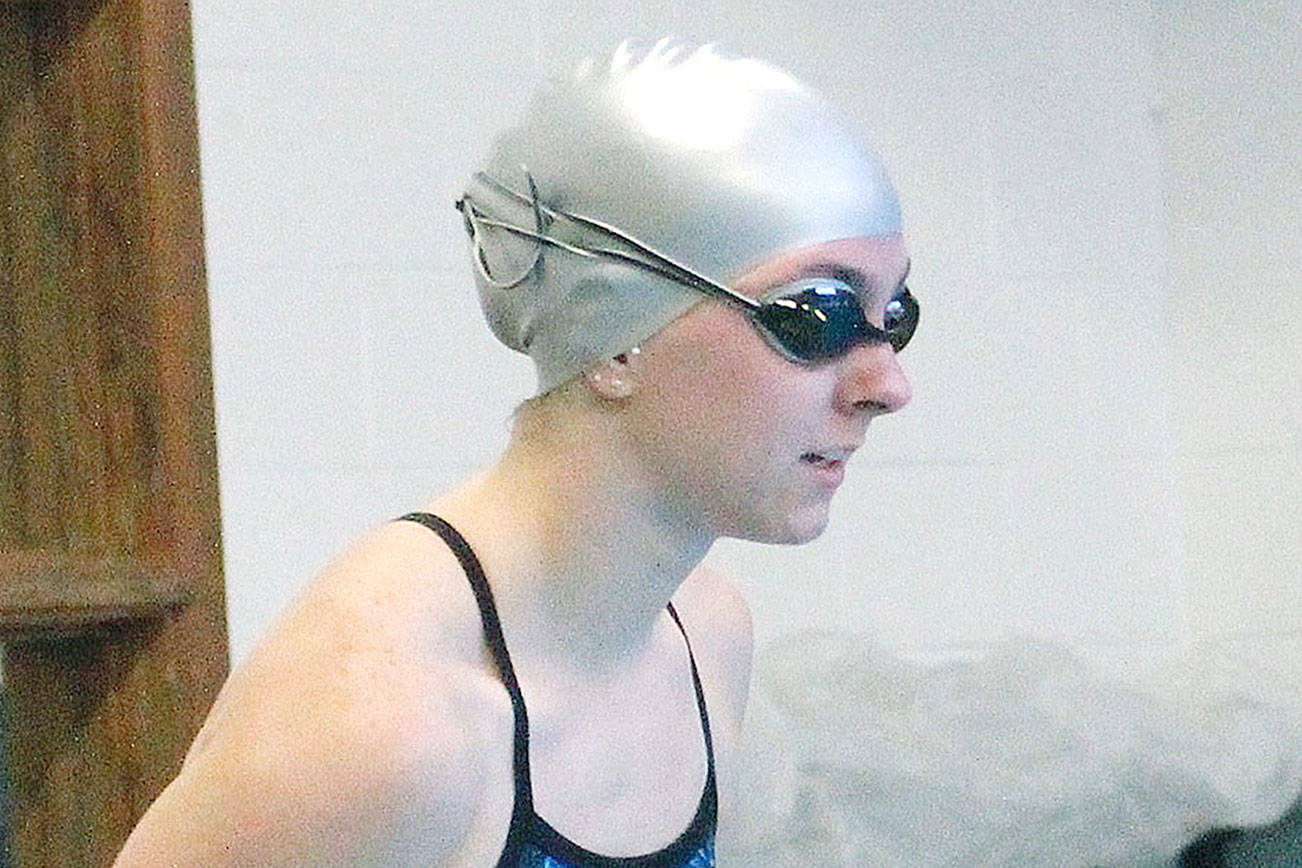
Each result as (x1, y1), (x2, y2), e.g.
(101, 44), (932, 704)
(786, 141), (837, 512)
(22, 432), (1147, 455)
(456, 171), (918, 364)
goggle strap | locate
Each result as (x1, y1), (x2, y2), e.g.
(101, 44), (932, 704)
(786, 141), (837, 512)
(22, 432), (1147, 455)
(459, 204), (706, 291)
(459, 199), (543, 290)
(470, 171), (763, 314)
(461, 173), (919, 359)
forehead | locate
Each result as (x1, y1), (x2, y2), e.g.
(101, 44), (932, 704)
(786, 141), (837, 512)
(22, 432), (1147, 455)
(729, 236), (911, 303)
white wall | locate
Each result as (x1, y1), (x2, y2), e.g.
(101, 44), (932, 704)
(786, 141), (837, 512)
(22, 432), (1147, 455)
(192, 0), (1301, 675)
(1154, 0), (1302, 673)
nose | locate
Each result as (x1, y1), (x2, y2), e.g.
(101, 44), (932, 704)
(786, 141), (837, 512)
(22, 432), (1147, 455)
(834, 340), (912, 416)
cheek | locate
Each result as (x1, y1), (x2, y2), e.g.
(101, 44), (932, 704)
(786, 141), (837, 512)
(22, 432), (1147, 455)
(639, 308), (822, 462)
(647, 309), (772, 425)
(631, 310), (842, 541)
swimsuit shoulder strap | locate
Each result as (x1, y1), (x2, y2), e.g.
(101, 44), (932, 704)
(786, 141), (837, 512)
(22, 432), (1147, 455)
(666, 600), (717, 791)
(397, 512), (536, 830)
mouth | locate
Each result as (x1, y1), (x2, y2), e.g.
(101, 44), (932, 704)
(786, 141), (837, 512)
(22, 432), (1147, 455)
(800, 446), (857, 488)
(800, 452), (844, 470)
(800, 452), (847, 489)
(800, 445), (856, 467)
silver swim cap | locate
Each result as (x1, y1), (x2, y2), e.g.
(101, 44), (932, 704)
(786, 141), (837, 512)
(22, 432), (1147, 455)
(463, 39), (901, 394)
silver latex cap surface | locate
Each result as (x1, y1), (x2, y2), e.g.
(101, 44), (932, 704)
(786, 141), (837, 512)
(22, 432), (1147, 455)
(466, 40), (902, 393)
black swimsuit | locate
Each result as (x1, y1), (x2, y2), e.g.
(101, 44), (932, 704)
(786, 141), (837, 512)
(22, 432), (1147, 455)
(399, 513), (717, 868)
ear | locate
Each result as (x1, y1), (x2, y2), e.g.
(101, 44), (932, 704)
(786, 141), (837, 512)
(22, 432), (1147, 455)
(583, 346), (641, 400)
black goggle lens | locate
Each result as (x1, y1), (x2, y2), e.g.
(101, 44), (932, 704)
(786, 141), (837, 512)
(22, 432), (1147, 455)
(756, 283), (918, 363)
(883, 288), (919, 352)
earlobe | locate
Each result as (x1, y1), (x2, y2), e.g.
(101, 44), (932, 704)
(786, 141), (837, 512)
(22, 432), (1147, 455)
(584, 346), (641, 400)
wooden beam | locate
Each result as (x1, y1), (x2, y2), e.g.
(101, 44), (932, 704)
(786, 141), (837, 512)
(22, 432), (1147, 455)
(0, 551), (189, 637)
(1, 0), (228, 863)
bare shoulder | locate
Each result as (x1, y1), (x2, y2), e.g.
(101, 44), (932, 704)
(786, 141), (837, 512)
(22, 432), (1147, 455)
(672, 564), (754, 725)
(115, 520), (499, 867)
(674, 563), (753, 651)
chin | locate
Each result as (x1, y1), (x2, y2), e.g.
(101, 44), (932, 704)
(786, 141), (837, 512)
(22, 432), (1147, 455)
(733, 505), (831, 546)
(785, 515), (831, 545)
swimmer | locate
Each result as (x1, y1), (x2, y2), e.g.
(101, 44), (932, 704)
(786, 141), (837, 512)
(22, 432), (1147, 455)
(113, 38), (915, 867)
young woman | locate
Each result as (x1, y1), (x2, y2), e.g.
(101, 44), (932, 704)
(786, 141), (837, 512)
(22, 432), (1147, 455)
(115, 39), (915, 867)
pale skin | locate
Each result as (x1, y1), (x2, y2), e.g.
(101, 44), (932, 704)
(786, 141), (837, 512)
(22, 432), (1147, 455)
(113, 235), (912, 867)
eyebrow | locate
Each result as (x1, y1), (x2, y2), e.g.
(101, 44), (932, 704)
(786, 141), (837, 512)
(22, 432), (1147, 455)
(797, 258), (912, 303)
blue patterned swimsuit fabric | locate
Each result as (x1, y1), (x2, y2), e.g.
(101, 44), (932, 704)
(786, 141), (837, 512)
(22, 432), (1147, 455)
(516, 834), (715, 868)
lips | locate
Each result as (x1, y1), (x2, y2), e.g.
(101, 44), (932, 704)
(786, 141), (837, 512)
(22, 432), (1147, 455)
(800, 451), (848, 488)
(800, 446), (856, 466)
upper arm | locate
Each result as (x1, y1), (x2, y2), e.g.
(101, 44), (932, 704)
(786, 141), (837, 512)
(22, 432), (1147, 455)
(116, 660), (483, 868)
(113, 562), (487, 868)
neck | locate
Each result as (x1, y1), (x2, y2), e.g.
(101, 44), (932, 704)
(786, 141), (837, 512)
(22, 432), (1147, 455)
(429, 408), (715, 672)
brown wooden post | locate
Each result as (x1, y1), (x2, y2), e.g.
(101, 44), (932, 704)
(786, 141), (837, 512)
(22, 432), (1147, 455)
(0, 1), (228, 865)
